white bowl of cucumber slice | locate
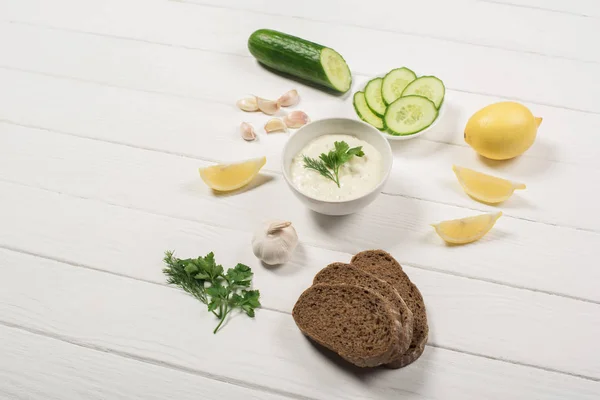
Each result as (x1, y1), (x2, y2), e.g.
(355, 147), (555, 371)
(353, 67), (445, 141)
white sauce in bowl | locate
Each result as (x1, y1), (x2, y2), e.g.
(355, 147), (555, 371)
(290, 134), (383, 202)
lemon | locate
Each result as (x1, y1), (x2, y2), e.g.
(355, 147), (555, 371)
(199, 156), (266, 192)
(432, 212), (502, 244)
(464, 102), (542, 160)
(453, 165), (525, 204)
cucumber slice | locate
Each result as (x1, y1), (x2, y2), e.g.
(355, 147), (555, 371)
(353, 91), (384, 130)
(382, 67), (417, 105)
(384, 95), (438, 136)
(401, 76), (445, 109)
(364, 78), (386, 117)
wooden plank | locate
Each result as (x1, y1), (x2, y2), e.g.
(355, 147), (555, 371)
(0, 324), (290, 400)
(1, 248), (599, 398)
(180, 0), (600, 63)
(0, 66), (598, 233)
(1, 21), (598, 166)
(1, 3), (600, 113)
(1, 124), (598, 303)
(0, 181), (599, 378)
(480, 0), (600, 18)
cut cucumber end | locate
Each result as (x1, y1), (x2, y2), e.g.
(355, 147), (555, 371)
(353, 91), (384, 130)
(364, 78), (386, 117)
(382, 67), (417, 105)
(401, 76), (445, 109)
(320, 48), (352, 93)
(384, 95), (438, 136)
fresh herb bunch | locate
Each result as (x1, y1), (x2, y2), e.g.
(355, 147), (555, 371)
(163, 251), (260, 334)
(302, 141), (365, 188)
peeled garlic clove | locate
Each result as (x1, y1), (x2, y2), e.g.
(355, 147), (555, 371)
(278, 89), (299, 107)
(283, 111), (310, 129)
(257, 97), (281, 115)
(264, 118), (287, 133)
(240, 122), (257, 141)
(236, 96), (259, 112)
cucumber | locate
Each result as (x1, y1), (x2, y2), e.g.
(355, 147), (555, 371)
(401, 76), (445, 109)
(248, 29), (352, 93)
(382, 67), (417, 105)
(364, 78), (386, 117)
(353, 91), (384, 130)
(384, 95), (438, 136)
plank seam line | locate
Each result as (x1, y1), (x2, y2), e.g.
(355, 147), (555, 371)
(0, 320), (316, 400)
(4, 20), (600, 116)
(380, 190), (600, 235)
(1, 249), (599, 383)
(3, 62), (599, 160)
(173, 0), (600, 66)
(1, 180), (599, 305)
(429, 343), (600, 382)
(477, 0), (595, 18)
(2, 119), (599, 235)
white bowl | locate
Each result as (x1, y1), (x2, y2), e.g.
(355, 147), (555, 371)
(281, 118), (393, 216)
(355, 74), (445, 141)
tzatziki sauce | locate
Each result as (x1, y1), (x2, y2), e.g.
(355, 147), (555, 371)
(290, 134), (383, 201)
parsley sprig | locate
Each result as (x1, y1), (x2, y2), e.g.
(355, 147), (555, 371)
(302, 141), (365, 188)
(163, 251), (260, 334)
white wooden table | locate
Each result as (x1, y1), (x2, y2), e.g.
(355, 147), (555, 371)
(1, 0), (599, 399)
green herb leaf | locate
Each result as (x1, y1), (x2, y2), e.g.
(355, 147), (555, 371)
(226, 263), (253, 286)
(163, 251), (260, 333)
(302, 140), (364, 188)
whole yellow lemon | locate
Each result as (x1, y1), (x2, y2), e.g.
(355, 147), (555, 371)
(464, 102), (542, 160)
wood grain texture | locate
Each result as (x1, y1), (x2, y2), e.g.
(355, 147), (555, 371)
(0, 324), (289, 400)
(1, 20), (599, 167)
(0, 180), (599, 379)
(1, 124), (599, 304)
(183, 0), (600, 63)
(1, 0), (599, 397)
(480, 0), (600, 17)
(1, 1), (600, 113)
(0, 62), (598, 233)
(1, 249), (599, 399)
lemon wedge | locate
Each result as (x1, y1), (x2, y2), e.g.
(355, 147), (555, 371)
(199, 156), (266, 192)
(453, 165), (525, 204)
(432, 212), (502, 244)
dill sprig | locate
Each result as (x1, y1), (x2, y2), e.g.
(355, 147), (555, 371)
(302, 141), (364, 188)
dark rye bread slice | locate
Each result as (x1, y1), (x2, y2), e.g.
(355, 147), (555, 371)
(313, 263), (414, 361)
(292, 283), (400, 368)
(351, 250), (428, 369)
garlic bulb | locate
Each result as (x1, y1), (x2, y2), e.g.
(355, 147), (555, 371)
(252, 221), (298, 265)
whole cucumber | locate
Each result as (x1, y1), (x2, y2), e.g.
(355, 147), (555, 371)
(248, 29), (352, 93)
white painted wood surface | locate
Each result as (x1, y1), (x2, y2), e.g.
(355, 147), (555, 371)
(0, 0), (599, 398)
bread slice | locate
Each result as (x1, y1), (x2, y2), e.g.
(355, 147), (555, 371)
(313, 262), (413, 362)
(351, 250), (428, 368)
(292, 283), (401, 368)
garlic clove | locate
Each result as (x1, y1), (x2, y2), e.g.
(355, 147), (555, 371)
(240, 122), (257, 141)
(278, 89), (299, 107)
(264, 118), (287, 133)
(252, 220), (298, 265)
(257, 97), (281, 115)
(236, 96), (259, 112)
(283, 111), (310, 129)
